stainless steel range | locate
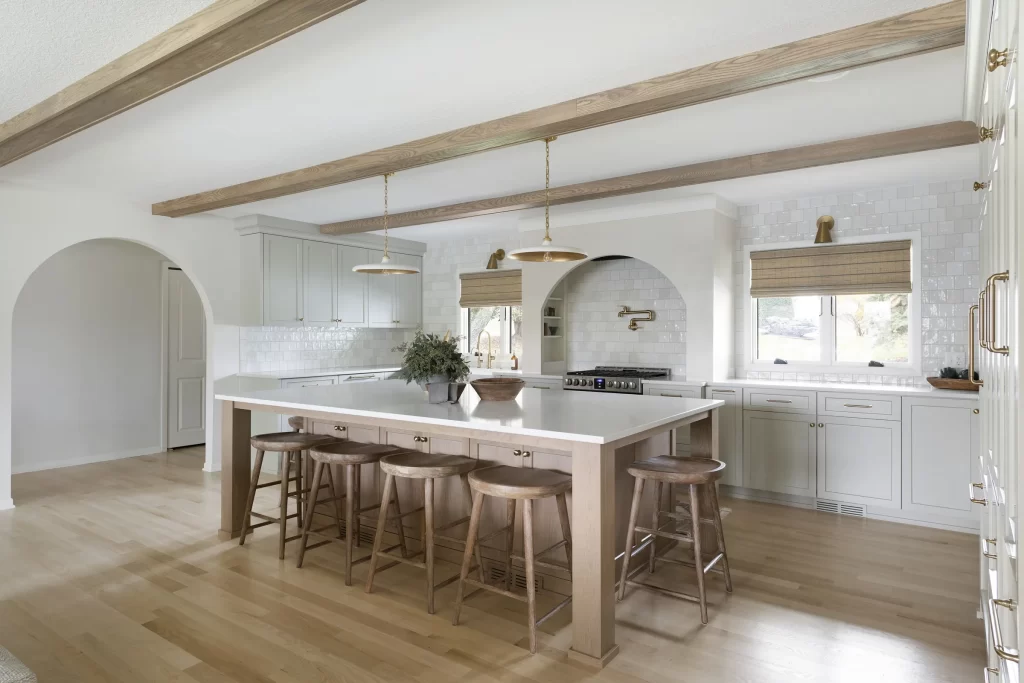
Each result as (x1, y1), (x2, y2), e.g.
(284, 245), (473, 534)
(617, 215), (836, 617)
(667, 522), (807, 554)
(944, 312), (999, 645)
(562, 366), (671, 394)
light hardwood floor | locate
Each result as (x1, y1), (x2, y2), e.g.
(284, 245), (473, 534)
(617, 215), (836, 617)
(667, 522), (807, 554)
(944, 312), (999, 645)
(0, 449), (984, 682)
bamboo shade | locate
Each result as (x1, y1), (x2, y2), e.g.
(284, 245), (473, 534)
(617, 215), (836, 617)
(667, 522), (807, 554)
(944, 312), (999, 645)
(459, 270), (522, 307)
(750, 241), (912, 297)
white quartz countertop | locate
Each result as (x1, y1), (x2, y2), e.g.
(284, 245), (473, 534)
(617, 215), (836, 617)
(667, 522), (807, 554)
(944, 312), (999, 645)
(236, 366), (401, 380)
(469, 368), (561, 379)
(216, 379), (722, 444)
(708, 378), (979, 398)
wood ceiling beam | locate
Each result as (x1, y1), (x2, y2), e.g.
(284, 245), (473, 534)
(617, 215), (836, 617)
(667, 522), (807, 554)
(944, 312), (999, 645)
(153, 1), (966, 218)
(319, 121), (979, 234)
(0, 0), (366, 168)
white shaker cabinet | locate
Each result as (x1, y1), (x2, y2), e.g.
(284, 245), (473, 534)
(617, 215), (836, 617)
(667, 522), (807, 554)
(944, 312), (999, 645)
(643, 384), (703, 454)
(263, 234), (304, 325)
(743, 410), (817, 497)
(394, 252), (422, 328)
(901, 397), (980, 519)
(336, 245), (368, 326)
(816, 416), (901, 509)
(367, 249), (396, 327)
(303, 240), (336, 325)
(707, 387), (742, 487)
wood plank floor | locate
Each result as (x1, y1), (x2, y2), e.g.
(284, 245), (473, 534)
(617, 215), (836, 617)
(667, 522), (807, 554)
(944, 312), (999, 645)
(0, 449), (984, 682)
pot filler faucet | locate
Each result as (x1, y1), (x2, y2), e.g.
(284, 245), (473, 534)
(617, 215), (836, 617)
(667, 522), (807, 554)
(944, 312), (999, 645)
(618, 305), (655, 331)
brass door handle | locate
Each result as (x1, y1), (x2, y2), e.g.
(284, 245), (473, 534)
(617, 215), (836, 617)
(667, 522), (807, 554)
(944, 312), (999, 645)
(987, 271), (1011, 354)
(975, 181), (990, 191)
(970, 482), (988, 506)
(979, 127), (995, 141)
(969, 304), (984, 385)
(989, 48), (1009, 71)
(983, 537), (998, 559)
(988, 598), (1020, 663)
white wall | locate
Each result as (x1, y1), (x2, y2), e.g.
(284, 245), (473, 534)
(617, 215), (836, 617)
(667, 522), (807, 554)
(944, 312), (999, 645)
(0, 182), (242, 509)
(563, 257), (687, 378)
(13, 240), (169, 472)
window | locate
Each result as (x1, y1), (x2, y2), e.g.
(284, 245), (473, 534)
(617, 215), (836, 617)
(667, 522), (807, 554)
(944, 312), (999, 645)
(753, 293), (912, 369)
(465, 306), (522, 358)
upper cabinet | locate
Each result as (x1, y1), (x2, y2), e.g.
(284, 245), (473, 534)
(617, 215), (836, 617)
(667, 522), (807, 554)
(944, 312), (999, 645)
(241, 233), (421, 329)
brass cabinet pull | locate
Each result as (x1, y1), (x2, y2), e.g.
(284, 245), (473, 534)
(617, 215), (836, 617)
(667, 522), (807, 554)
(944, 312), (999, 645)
(333, 425), (347, 432)
(842, 403), (873, 409)
(988, 598), (1020, 663)
(983, 537), (998, 559)
(985, 666), (999, 681)
(970, 482), (988, 506)
(714, 389), (736, 393)
(522, 451), (531, 458)
(974, 408), (980, 414)
(512, 449), (523, 457)
(980, 127), (995, 141)
(987, 271), (1011, 354)
(979, 292), (991, 351)
(975, 181), (990, 191)
(969, 304), (985, 385)
(989, 48), (1009, 71)
(344, 375), (376, 381)
(766, 399), (793, 404)
(662, 393), (683, 398)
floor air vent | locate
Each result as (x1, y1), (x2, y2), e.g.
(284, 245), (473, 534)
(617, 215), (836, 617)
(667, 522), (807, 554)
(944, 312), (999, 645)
(815, 500), (866, 517)
(486, 563), (542, 591)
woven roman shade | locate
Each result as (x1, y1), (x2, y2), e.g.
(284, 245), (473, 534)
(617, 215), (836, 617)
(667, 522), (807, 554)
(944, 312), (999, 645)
(750, 241), (912, 297)
(459, 270), (522, 307)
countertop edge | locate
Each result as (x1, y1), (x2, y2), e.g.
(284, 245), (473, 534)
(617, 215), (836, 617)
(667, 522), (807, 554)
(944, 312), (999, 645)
(706, 378), (979, 398)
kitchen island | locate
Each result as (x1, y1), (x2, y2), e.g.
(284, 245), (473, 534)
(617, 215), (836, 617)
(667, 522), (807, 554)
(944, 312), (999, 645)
(215, 379), (722, 667)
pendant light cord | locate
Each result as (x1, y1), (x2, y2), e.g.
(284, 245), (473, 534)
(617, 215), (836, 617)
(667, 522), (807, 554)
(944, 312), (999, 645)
(382, 172), (392, 259)
(544, 136), (555, 242)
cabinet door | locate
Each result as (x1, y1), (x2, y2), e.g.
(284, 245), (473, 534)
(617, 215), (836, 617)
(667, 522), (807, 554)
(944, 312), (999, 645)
(471, 441), (525, 553)
(709, 388), (742, 487)
(263, 234), (303, 325)
(366, 250), (396, 327)
(382, 429), (424, 540)
(644, 386), (702, 454)
(743, 410), (816, 497)
(902, 398), (980, 517)
(394, 253), (422, 328)
(337, 245), (368, 326)
(526, 449), (573, 568)
(303, 241), (336, 325)
(426, 435), (470, 531)
(817, 416), (901, 509)
(309, 420), (381, 513)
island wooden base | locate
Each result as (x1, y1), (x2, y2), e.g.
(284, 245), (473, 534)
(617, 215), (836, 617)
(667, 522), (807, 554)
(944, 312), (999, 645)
(219, 398), (718, 668)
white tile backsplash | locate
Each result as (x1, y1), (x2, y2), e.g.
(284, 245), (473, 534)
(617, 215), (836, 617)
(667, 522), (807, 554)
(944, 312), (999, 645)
(240, 326), (415, 374)
(734, 178), (981, 384)
(565, 257), (686, 378)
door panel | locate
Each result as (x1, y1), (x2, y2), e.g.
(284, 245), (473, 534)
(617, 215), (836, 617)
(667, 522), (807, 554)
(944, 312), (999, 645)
(303, 241), (336, 325)
(710, 388), (742, 486)
(818, 416), (900, 508)
(167, 269), (206, 448)
(263, 234), (303, 325)
(337, 246), (368, 326)
(742, 410), (816, 497)
(367, 249), (395, 326)
(394, 253), (422, 328)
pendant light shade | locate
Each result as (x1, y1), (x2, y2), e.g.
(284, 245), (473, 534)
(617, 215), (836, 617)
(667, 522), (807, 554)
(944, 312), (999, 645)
(352, 173), (420, 275)
(508, 137), (587, 263)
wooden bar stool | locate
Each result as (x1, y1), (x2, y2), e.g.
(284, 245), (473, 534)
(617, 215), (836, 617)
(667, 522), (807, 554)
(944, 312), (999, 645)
(296, 441), (409, 584)
(618, 456), (732, 624)
(239, 427), (336, 559)
(364, 451), (483, 614)
(452, 465), (573, 654)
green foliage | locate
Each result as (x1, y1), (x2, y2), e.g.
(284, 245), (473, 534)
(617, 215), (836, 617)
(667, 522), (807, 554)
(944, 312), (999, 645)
(392, 332), (470, 384)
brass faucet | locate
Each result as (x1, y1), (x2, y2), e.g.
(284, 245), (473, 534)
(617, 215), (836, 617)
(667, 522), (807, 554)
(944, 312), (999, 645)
(618, 305), (655, 331)
(476, 330), (494, 369)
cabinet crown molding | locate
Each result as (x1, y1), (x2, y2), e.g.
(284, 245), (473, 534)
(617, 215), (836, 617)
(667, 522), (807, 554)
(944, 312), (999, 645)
(235, 214), (426, 256)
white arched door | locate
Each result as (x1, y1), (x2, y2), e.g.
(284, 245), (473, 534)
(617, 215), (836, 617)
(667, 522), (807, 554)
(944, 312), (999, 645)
(167, 268), (206, 448)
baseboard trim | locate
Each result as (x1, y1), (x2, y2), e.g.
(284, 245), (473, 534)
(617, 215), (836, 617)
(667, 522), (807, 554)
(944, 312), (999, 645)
(12, 446), (165, 474)
(0, 498), (13, 511)
(203, 462), (221, 473)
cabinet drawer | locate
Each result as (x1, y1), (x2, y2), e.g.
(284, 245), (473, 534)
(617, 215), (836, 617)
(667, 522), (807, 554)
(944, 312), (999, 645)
(644, 386), (702, 399)
(744, 388), (815, 414)
(337, 372), (381, 383)
(818, 392), (900, 420)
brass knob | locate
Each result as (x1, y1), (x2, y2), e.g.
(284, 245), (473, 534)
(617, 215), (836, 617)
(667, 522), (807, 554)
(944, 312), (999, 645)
(522, 451), (531, 458)
(818, 423), (824, 428)
(810, 423), (815, 427)
(979, 127), (995, 141)
(989, 48), (1009, 72)
(333, 425), (346, 432)
(974, 181), (989, 191)
(512, 449), (523, 456)
(299, 317), (304, 322)
(974, 408), (980, 414)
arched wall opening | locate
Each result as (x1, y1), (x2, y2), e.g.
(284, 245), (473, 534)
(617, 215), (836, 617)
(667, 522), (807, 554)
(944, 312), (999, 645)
(540, 256), (687, 378)
(11, 239), (212, 478)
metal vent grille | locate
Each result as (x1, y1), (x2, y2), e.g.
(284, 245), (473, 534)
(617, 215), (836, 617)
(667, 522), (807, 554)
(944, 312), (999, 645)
(486, 563), (542, 591)
(815, 500), (866, 517)
(337, 521), (377, 545)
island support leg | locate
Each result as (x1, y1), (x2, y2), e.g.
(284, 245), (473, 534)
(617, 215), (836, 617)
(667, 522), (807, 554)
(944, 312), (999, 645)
(220, 400), (252, 540)
(568, 442), (619, 668)
(689, 410), (720, 552)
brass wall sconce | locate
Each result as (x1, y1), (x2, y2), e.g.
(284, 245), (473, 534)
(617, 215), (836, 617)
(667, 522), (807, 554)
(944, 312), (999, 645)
(814, 215), (834, 244)
(618, 305), (655, 331)
(486, 249), (505, 269)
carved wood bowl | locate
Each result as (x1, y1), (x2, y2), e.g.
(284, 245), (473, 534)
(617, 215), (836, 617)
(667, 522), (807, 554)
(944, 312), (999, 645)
(926, 377), (980, 392)
(470, 377), (525, 401)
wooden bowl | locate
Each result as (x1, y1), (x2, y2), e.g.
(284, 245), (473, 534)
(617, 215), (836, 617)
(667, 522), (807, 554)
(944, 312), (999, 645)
(926, 377), (980, 392)
(470, 377), (525, 401)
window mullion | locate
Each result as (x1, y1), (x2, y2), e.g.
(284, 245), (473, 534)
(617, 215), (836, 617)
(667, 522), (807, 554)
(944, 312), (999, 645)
(822, 295), (835, 366)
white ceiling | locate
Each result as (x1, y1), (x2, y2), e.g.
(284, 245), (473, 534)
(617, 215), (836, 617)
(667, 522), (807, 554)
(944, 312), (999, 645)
(0, 0), (214, 121)
(1, 0), (970, 241)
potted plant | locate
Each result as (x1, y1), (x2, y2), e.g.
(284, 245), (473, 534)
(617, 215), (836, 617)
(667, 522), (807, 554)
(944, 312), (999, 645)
(393, 332), (470, 399)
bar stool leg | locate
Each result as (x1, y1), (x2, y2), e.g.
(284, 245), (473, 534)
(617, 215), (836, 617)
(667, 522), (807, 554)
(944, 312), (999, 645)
(297, 461), (325, 568)
(279, 453), (292, 560)
(555, 493), (572, 573)
(352, 464), (362, 548)
(365, 473), (395, 594)
(452, 490), (485, 626)
(618, 476), (645, 600)
(294, 453), (303, 536)
(709, 484), (733, 593)
(344, 463), (357, 586)
(503, 499), (516, 590)
(523, 499), (537, 654)
(424, 478), (436, 614)
(649, 481), (662, 573)
(459, 473), (486, 582)
(240, 449), (265, 546)
(391, 482), (409, 558)
(688, 483), (708, 624)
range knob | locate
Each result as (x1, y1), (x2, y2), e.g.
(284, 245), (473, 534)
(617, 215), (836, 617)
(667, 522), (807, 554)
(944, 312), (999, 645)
(611, 380), (620, 389)
(573, 378), (581, 386)
(586, 379), (593, 386)
(564, 378), (572, 386)
(628, 381), (636, 389)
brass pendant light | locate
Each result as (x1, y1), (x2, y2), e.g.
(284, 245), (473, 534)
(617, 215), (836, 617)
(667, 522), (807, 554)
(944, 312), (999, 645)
(507, 137), (587, 263)
(352, 173), (421, 275)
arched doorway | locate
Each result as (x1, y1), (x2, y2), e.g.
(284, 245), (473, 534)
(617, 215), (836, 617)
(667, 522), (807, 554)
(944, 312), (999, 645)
(11, 239), (212, 480)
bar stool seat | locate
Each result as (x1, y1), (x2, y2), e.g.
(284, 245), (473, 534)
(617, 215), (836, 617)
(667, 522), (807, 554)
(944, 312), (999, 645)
(297, 441), (409, 584)
(453, 465), (573, 654)
(365, 451), (483, 614)
(619, 456), (733, 625)
(249, 432), (334, 453)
